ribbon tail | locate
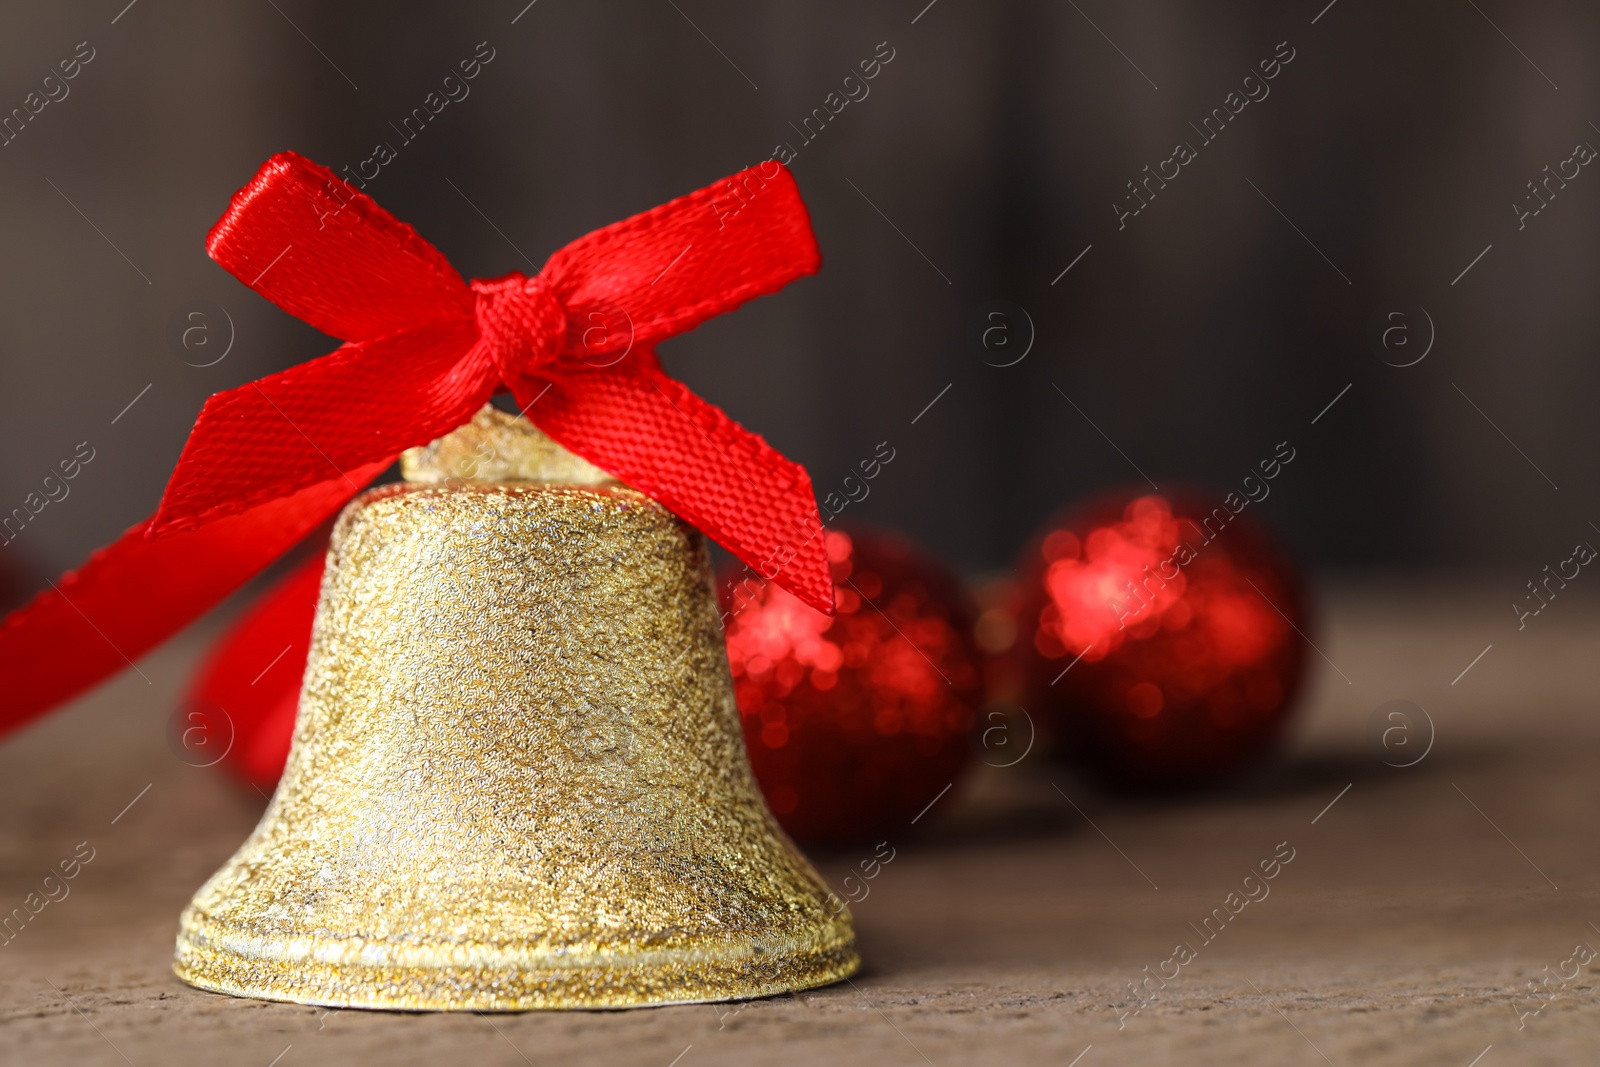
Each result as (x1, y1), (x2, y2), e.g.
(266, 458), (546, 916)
(526, 362), (835, 614)
(151, 322), (489, 533)
(0, 461), (387, 739)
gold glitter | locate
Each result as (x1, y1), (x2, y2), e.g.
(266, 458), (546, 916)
(173, 410), (858, 1010)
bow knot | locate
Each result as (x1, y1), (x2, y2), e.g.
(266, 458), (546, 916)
(471, 272), (569, 389)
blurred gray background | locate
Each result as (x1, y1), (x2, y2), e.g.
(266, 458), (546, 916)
(0, 0), (1595, 603)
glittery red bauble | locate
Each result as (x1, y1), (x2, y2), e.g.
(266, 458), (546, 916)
(720, 526), (981, 846)
(1016, 491), (1307, 787)
(182, 552), (323, 793)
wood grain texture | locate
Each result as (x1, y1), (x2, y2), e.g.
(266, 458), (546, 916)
(3, 581), (1598, 1066)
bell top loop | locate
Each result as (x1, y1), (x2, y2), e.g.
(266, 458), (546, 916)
(401, 404), (617, 488)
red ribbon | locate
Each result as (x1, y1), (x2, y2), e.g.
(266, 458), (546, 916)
(0, 152), (832, 739)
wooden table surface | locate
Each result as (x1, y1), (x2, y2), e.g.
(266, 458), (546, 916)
(4, 579), (1599, 1067)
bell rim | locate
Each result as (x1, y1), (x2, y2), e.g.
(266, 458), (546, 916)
(173, 917), (860, 1010)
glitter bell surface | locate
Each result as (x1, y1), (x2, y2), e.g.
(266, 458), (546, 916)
(173, 407), (858, 1010)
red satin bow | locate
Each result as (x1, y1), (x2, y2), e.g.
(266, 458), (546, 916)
(0, 153), (832, 739)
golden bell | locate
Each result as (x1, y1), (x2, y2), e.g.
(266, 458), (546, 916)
(173, 406), (857, 1010)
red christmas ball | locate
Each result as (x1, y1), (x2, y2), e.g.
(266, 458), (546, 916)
(720, 526), (981, 846)
(1016, 491), (1307, 787)
(182, 552), (323, 793)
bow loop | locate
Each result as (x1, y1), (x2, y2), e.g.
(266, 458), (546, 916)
(207, 151), (473, 344)
(471, 272), (569, 391)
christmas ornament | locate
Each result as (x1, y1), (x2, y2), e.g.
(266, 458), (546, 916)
(1016, 491), (1306, 787)
(0, 153), (855, 1008)
(721, 526), (981, 846)
(176, 409), (855, 1009)
(180, 551), (323, 792)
